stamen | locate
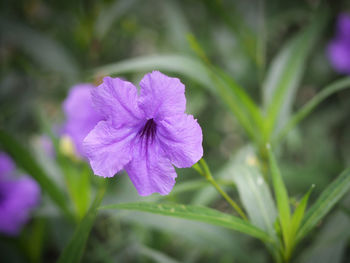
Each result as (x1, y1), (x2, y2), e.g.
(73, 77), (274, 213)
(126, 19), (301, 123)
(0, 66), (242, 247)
(139, 119), (157, 142)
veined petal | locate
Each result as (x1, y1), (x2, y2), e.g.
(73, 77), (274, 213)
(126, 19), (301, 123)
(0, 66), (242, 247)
(83, 121), (136, 178)
(157, 114), (203, 168)
(92, 77), (143, 128)
(125, 140), (177, 196)
(139, 71), (186, 120)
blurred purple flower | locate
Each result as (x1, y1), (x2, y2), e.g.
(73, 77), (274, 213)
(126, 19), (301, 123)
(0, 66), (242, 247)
(84, 71), (203, 196)
(327, 13), (350, 75)
(62, 84), (104, 158)
(0, 153), (40, 236)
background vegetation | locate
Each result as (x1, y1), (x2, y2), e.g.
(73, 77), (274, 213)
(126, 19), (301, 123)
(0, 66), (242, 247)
(1, 0), (350, 262)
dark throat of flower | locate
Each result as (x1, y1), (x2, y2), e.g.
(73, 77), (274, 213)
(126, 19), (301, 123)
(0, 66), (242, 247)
(139, 118), (157, 142)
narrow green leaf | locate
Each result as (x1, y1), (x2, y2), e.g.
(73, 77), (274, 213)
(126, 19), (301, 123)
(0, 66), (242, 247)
(0, 130), (72, 219)
(57, 187), (105, 263)
(267, 145), (291, 248)
(275, 77), (350, 144)
(263, 10), (328, 138)
(93, 54), (212, 91)
(233, 165), (277, 234)
(215, 67), (264, 131)
(100, 202), (273, 243)
(296, 168), (350, 241)
(188, 35), (262, 142)
(290, 185), (314, 242)
(231, 154), (277, 235)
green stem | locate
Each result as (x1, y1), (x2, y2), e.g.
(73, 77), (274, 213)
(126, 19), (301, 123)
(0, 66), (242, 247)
(196, 159), (248, 220)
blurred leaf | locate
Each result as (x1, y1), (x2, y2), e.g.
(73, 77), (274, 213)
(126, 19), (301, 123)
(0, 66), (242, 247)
(289, 186), (313, 243)
(138, 244), (180, 263)
(263, 10), (328, 138)
(188, 35), (263, 141)
(60, 160), (91, 221)
(267, 146), (291, 251)
(57, 186), (105, 263)
(94, 54), (212, 91)
(298, 211), (350, 263)
(0, 19), (78, 82)
(0, 130), (72, 219)
(296, 168), (350, 241)
(232, 162), (277, 235)
(275, 77), (350, 144)
(94, 0), (139, 39)
(215, 67), (264, 132)
(101, 202), (273, 243)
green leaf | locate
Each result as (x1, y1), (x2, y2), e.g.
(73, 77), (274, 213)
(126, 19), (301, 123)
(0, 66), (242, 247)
(267, 145), (291, 249)
(60, 161), (92, 221)
(57, 187), (105, 263)
(100, 202), (273, 243)
(93, 54), (212, 91)
(188, 35), (263, 142)
(290, 185), (314, 243)
(298, 211), (350, 263)
(0, 130), (72, 219)
(275, 77), (350, 144)
(296, 168), (350, 242)
(263, 10), (328, 139)
(215, 67), (264, 131)
(232, 163), (277, 235)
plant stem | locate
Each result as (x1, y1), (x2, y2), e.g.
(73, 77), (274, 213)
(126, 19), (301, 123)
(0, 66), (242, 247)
(196, 159), (248, 220)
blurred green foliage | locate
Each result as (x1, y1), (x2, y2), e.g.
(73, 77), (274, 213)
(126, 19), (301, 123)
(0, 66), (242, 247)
(1, 0), (350, 262)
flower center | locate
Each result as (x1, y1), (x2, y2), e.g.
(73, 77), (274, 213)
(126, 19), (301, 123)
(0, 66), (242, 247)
(139, 118), (157, 141)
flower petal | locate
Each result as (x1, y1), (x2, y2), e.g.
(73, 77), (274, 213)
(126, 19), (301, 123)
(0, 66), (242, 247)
(125, 140), (177, 196)
(327, 40), (350, 75)
(92, 77), (143, 128)
(0, 177), (40, 236)
(157, 114), (203, 168)
(83, 121), (136, 178)
(62, 84), (104, 157)
(139, 71), (186, 120)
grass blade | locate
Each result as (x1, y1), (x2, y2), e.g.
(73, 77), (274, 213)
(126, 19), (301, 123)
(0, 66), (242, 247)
(263, 9), (328, 139)
(100, 202), (273, 243)
(267, 145), (291, 250)
(290, 186), (314, 244)
(231, 159), (277, 235)
(93, 54), (212, 91)
(0, 130), (72, 219)
(57, 186), (105, 263)
(275, 77), (350, 144)
(296, 168), (350, 241)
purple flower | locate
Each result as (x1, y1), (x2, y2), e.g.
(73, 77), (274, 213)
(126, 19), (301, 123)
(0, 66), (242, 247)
(62, 84), (104, 157)
(84, 71), (203, 196)
(0, 153), (40, 236)
(327, 13), (350, 75)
